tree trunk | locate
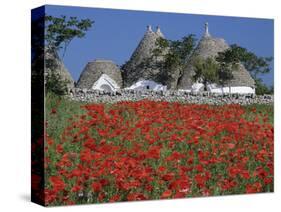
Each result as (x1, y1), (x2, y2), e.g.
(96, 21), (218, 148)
(204, 81), (207, 91)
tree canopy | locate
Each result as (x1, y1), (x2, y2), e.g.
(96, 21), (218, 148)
(217, 44), (272, 80)
(45, 15), (94, 57)
(153, 34), (197, 70)
(193, 57), (219, 91)
(151, 35), (197, 88)
(216, 44), (273, 94)
(43, 15), (94, 95)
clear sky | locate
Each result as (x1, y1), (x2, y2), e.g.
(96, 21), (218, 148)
(45, 5), (274, 86)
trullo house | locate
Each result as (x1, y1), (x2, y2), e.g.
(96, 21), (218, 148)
(76, 60), (123, 92)
(122, 25), (172, 91)
(75, 23), (255, 94)
(178, 23), (255, 94)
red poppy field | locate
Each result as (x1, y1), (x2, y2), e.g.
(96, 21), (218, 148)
(44, 94), (273, 206)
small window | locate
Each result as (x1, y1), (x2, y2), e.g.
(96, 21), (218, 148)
(146, 85), (149, 90)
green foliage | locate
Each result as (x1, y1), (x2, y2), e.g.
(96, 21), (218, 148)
(216, 52), (239, 86)
(216, 45), (240, 64)
(45, 15), (94, 56)
(153, 37), (169, 57)
(217, 64), (235, 86)
(228, 44), (272, 79)
(217, 44), (273, 94)
(43, 15), (94, 95)
(169, 35), (197, 63)
(153, 34), (197, 69)
(193, 57), (219, 90)
(46, 92), (85, 143)
(255, 79), (274, 95)
(149, 35), (196, 89)
(45, 71), (69, 96)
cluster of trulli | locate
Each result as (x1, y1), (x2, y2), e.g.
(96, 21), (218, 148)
(70, 23), (255, 94)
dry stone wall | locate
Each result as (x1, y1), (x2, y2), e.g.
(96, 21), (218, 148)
(69, 88), (273, 105)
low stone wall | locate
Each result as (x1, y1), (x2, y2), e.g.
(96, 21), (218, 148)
(69, 88), (274, 105)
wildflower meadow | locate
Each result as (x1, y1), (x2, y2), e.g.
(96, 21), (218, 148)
(41, 94), (274, 206)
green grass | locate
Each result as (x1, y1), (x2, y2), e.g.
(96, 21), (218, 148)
(46, 93), (85, 142)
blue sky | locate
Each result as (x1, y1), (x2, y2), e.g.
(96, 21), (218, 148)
(45, 5), (274, 86)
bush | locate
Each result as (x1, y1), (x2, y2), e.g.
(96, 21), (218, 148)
(45, 71), (69, 95)
(255, 79), (273, 95)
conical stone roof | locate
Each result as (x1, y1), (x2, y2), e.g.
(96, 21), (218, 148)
(122, 25), (168, 87)
(178, 23), (255, 90)
(45, 47), (75, 90)
(76, 59), (122, 89)
(227, 63), (255, 87)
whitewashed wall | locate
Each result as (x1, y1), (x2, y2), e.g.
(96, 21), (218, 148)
(125, 80), (167, 91)
(91, 74), (120, 91)
(187, 83), (255, 94)
(209, 86), (255, 94)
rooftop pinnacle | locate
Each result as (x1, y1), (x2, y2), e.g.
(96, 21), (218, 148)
(147, 25), (153, 32)
(204, 22), (210, 37)
(156, 26), (164, 37)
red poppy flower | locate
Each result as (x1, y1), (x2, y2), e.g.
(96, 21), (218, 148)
(127, 192), (147, 201)
(51, 108), (57, 114)
(91, 182), (102, 192)
(49, 176), (65, 192)
(109, 194), (121, 202)
(194, 174), (205, 188)
(71, 185), (82, 192)
(161, 190), (172, 198)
